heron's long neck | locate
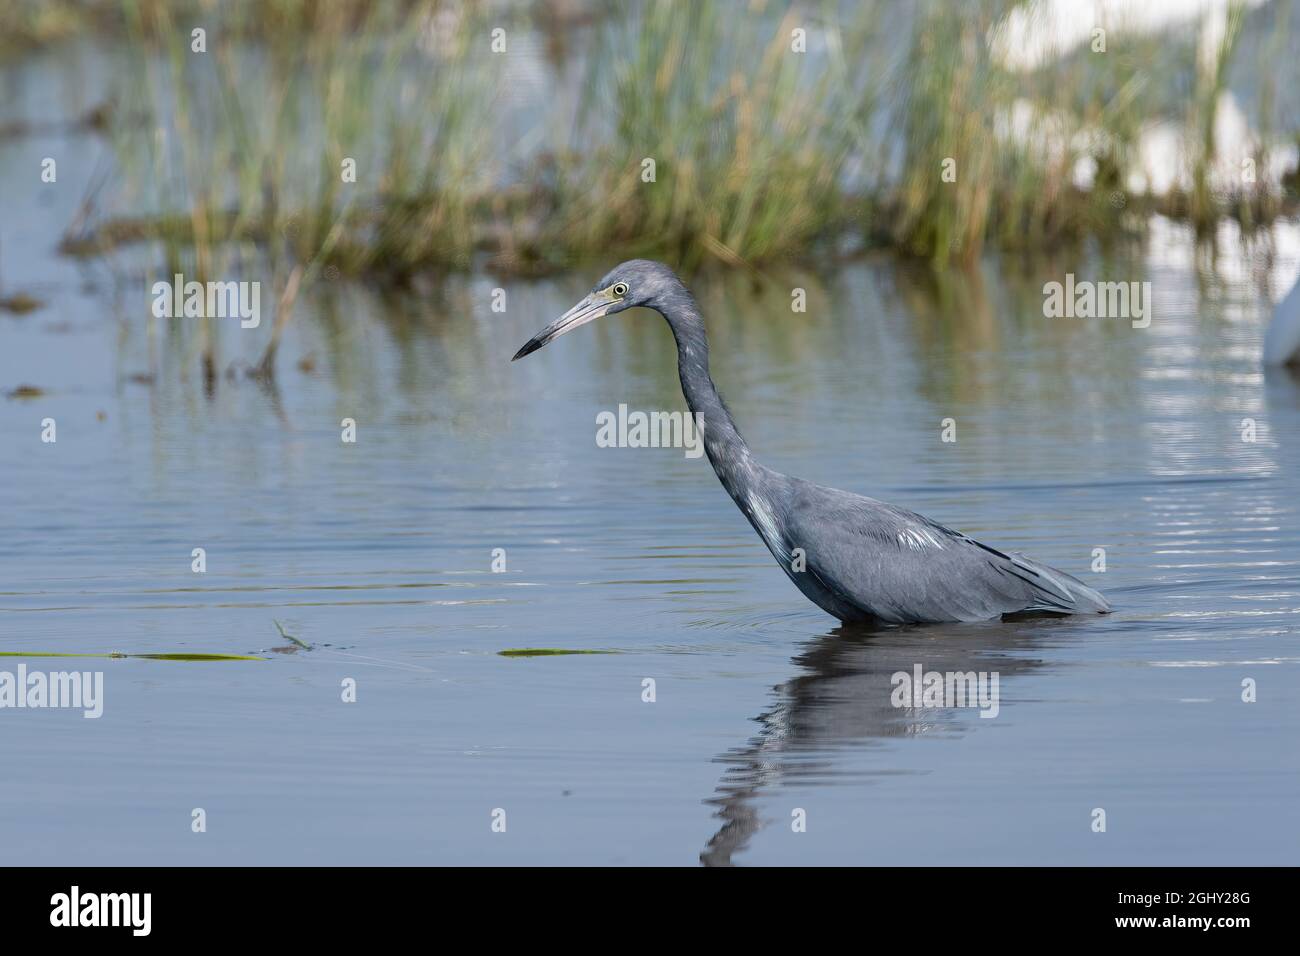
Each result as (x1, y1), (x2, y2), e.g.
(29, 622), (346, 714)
(659, 296), (756, 501)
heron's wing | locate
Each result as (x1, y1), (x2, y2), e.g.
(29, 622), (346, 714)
(784, 482), (1110, 623)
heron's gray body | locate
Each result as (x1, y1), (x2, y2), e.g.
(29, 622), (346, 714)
(514, 259), (1111, 625)
(733, 470), (1109, 623)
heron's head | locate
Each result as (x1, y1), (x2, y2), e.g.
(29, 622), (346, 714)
(512, 260), (682, 361)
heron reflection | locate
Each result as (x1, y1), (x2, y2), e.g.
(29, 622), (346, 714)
(700, 616), (1078, 866)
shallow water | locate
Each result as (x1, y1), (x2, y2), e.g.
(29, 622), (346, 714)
(3, 45), (1300, 867)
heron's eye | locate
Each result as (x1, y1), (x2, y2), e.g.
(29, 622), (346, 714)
(612, 282), (629, 297)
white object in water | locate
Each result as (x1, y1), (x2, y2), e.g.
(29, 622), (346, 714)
(1264, 276), (1300, 366)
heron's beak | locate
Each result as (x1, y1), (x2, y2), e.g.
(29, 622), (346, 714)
(512, 293), (615, 361)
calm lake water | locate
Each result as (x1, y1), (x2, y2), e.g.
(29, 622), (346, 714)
(3, 43), (1300, 867)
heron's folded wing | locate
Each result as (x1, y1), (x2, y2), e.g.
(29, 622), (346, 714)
(785, 485), (1107, 622)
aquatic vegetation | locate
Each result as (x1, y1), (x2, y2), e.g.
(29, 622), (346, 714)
(273, 619), (312, 651)
(0, 0), (125, 55)
(0, 651), (265, 661)
(5, 384), (47, 399)
(0, 292), (44, 314)
(497, 648), (617, 657)
(35, 0), (1300, 291)
(531, 0), (881, 271)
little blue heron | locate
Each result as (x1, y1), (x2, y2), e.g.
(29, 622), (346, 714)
(513, 260), (1111, 624)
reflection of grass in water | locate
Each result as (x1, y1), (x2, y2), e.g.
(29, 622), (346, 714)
(498, 649), (618, 658)
(0, 651), (264, 661)
(1186, 0), (1247, 233)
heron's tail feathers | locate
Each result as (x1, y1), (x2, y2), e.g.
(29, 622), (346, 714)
(1007, 552), (1112, 614)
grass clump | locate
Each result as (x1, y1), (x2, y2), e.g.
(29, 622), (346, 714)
(533, 0), (881, 272)
(47, 0), (1300, 294)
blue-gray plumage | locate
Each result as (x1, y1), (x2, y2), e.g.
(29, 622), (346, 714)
(513, 260), (1111, 624)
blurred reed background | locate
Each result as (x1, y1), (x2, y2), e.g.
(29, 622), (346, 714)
(2, 0), (1298, 365)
